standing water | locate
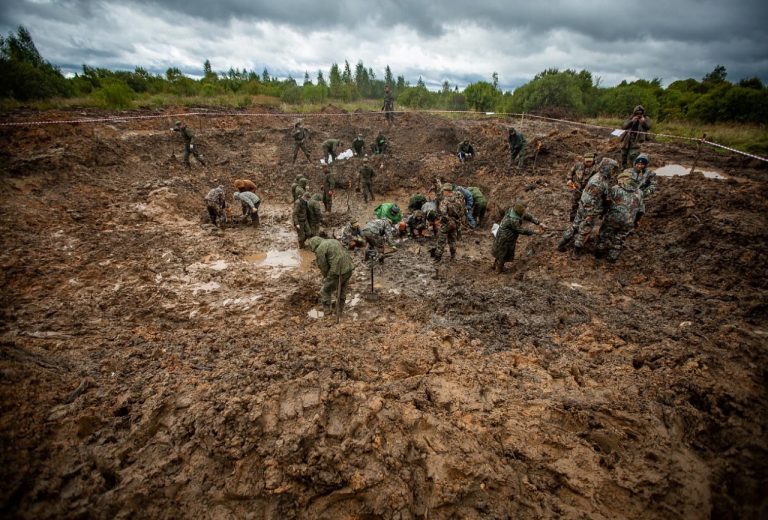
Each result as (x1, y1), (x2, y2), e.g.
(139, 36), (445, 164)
(656, 164), (728, 180)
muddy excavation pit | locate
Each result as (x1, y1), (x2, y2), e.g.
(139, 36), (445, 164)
(0, 108), (767, 519)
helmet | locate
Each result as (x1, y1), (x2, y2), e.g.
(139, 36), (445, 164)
(634, 153), (650, 166)
(307, 236), (323, 251)
(389, 204), (400, 215)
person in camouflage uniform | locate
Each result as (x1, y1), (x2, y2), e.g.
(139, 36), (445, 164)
(491, 201), (543, 273)
(467, 186), (487, 227)
(204, 185), (227, 227)
(352, 135), (365, 157)
(306, 236), (355, 312)
(292, 121), (311, 164)
(361, 218), (397, 256)
(558, 158), (620, 257)
(292, 177), (308, 202)
(408, 193), (427, 212)
(566, 153), (598, 222)
(420, 200), (439, 236)
(172, 121), (206, 168)
(374, 202), (402, 225)
(627, 153), (657, 227)
(341, 221), (366, 250)
(233, 190), (261, 225)
(321, 139), (343, 164)
(457, 140), (476, 163)
(290, 175), (301, 201)
(431, 186), (463, 262)
(322, 167), (335, 212)
(595, 171), (644, 262)
(382, 85), (395, 124)
(406, 210), (429, 239)
(372, 131), (388, 155)
(508, 127), (526, 169)
(620, 105), (652, 168)
(359, 157), (376, 202)
(307, 193), (324, 236)
(292, 191), (312, 248)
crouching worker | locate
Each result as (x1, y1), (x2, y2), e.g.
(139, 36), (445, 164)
(491, 200), (545, 273)
(306, 236), (355, 313)
(204, 185), (227, 227)
(233, 191), (261, 225)
(341, 221), (366, 250)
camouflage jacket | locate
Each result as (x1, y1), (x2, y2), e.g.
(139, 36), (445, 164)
(341, 224), (363, 246)
(499, 208), (539, 236)
(359, 165), (375, 183)
(307, 198), (323, 225)
(605, 184), (643, 228)
(204, 187), (225, 209)
(508, 132), (526, 153)
(457, 142), (474, 154)
(235, 191), (260, 210)
(629, 167), (657, 199)
(292, 184), (306, 201)
(323, 172), (335, 193)
(292, 198), (308, 226)
(383, 92), (394, 110)
(621, 116), (652, 148)
(439, 194), (464, 220)
(322, 139), (340, 151)
(362, 218), (395, 242)
(579, 172), (612, 216)
(307, 238), (354, 276)
(568, 161), (598, 188)
(352, 137), (364, 149)
(292, 126), (309, 142)
(174, 126), (194, 143)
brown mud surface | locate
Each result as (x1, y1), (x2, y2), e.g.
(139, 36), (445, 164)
(1, 107), (767, 519)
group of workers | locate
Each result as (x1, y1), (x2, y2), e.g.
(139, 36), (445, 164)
(188, 103), (656, 315)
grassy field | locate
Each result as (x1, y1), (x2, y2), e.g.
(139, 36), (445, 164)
(1, 94), (765, 157)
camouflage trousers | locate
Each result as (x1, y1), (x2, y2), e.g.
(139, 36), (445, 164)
(472, 202), (487, 227)
(295, 222), (312, 248)
(183, 142), (204, 167)
(320, 271), (353, 309)
(561, 210), (598, 248)
(569, 189), (583, 222)
(596, 222), (632, 261)
(362, 181), (374, 203)
(511, 147), (525, 168)
(239, 202), (260, 225)
(620, 146), (640, 170)
(323, 191), (333, 212)
(432, 218), (458, 261)
(293, 141), (310, 163)
(206, 203), (226, 226)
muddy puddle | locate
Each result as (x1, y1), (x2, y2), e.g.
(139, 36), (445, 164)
(657, 163), (728, 179)
(245, 249), (315, 271)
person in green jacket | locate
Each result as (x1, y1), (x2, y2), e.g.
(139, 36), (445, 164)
(306, 236), (355, 312)
(467, 187), (487, 227)
(172, 120), (206, 168)
(293, 192), (312, 248)
(292, 177), (308, 202)
(359, 158), (376, 202)
(322, 167), (335, 212)
(508, 127), (526, 169)
(491, 201), (544, 273)
(322, 139), (343, 163)
(374, 202), (402, 224)
(307, 194), (324, 237)
(372, 132), (388, 155)
(352, 135), (365, 157)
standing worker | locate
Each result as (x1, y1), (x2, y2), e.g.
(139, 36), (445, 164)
(491, 201), (544, 273)
(307, 193), (324, 237)
(595, 172), (644, 262)
(467, 186), (487, 227)
(352, 134), (365, 157)
(306, 236), (355, 313)
(293, 191), (312, 248)
(359, 157), (376, 203)
(620, 105), (652, 168)
(292, 120), (312, 164)
(172, 120), (206, 168)
(566, 153), (598, 222)
(507, 127), (526, 171)
(382, 85), (395, 124)
(322, 167), (335, 212)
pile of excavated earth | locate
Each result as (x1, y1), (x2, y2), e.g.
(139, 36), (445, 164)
(0, 106), (766, 519)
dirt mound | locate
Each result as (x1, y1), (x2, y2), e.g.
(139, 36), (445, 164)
(1, 107), (767, 519)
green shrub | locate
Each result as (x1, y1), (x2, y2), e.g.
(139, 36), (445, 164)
(91, 79), (135, 109)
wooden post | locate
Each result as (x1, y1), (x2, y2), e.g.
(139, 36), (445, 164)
(690, 133), (707, 175)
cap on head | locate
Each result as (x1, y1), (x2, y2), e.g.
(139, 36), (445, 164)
(584, 153), (595, 161)
(598, 158), (620, 176)
(633, 105), (645, 114)
(512, 200), (527, 215)
(634, 153), (650, 165)
(509, 127), (516, 134)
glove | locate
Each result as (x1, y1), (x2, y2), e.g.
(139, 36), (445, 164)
(190, 144), (194, 149)
(567, 181), (577, 190)
(328, 191), (334, 196)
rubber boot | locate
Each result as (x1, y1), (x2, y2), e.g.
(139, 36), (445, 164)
(571, 246), (583, 259)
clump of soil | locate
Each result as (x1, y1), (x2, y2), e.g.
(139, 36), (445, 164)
(0, 107), (766, 519)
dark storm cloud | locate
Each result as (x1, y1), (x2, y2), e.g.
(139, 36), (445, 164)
(0, 0), (766, 87)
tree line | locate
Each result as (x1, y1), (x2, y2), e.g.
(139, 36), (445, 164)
(2, 26), (766, 124)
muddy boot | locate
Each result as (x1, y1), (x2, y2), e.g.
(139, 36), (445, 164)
(252, 213), (260, 226)
(571, 246), (583, 259)
(494, 261), (504, 274)
(557, 236), (570, 252)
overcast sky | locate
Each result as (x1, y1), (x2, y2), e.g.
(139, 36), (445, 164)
(1, 0), (767, 91)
